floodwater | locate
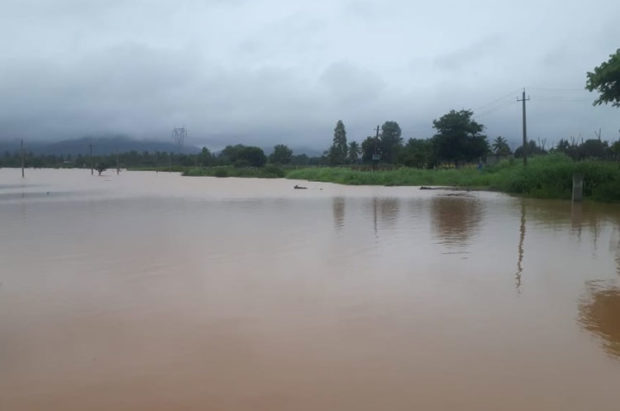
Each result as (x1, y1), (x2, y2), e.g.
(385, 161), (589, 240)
(1, 168), (619, 411)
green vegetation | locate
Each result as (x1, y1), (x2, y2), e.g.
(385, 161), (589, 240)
(431, 109), (488, 165)
(492, 136), (512, 156)
(286, 155), (620, 202)
(269, 144), (293, 165)
(586, 49), (620, 107)
(183, 165), (285, 178)
(327, 120), (348, 165)
(95, 162), (108, 176)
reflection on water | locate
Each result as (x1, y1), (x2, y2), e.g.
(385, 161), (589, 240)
(516, 201), (526, 291)
(332, 197), (345, 230)
(525, 199), (618, 246)
(365, 197), (401, 236)
(611, 230), (620, 277)
(431, 194), (483, 253)
(616, 239), (620, 276)
(571, 202), (584, 239)
(579, 281), (620, 358)
(0, 191), (77, 201)
(378, 198), (400, 229)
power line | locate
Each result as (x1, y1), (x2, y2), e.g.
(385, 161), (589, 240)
(528, 87), (584, 92)
(476, 100), (516, 118)
(474, 88), (522, 112)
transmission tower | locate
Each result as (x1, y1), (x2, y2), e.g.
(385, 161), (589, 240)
(172, 127), (187, 152)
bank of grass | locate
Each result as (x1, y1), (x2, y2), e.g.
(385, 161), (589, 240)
(128, 165), (190, 172)
(286, 154), (620, 202)
(183, 165), (286, 178)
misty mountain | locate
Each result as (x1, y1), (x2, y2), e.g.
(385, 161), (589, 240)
(0, 136), (201, 156)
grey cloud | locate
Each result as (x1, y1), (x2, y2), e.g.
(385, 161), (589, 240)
(434, 35), (504, 71)
(319, 62), (386, 104)
(1, 0), (620, 151)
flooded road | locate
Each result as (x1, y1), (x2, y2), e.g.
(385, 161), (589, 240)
(1, 168), (619, 410)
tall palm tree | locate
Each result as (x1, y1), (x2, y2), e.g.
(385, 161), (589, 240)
(347, 141), (361, 163)
(492, 136), (511, 155)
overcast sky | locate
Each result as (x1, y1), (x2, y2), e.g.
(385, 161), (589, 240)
(1, 0), (619, 151)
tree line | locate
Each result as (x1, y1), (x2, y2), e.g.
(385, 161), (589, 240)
(0, 145), (322, 170)
(2, 111), (618, 172)
(324, 112), (619, 169)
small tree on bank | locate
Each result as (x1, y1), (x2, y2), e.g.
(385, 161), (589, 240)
(398, 138), (433, 168)
(431, 110), (488, 166)
(492, 136), (512, 156)
(379, 121), (402, 164)
(219, 144), (267, 167)
(95, 162), (107, 175)
(199, 147), (213, 166)
(361, 136), (380, 162)
(269, 144), (293, 164)
(347, 141), (360, 163)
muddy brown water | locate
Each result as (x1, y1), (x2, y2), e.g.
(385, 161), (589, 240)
(1, 168), (619, 410)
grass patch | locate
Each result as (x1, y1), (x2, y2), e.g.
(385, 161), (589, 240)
(183, 165), (285, 178)
(127, 165), (190, 173)
(286, 155), (620, 202)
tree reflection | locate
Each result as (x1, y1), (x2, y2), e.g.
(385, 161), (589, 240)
(579, 282), (620, 358)
(366, 197), (401, 236)
(616, 239), (620, 277)
(431, 195), (483, 249)
(378, 198), (400, 229)
(332, 197), (345, 230)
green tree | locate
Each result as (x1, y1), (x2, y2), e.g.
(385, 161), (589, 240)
(238, 146), (266, 167)
(219, 144), (266, 167)
(347, 141), (360, 163)
(586, 49), (620, 107)
(95, 162), (107, 175)
(361, 136), (380, 162)
(219, 144), (244, 165)
(431, 110), (488, 165)
(379, 121), (402, 163)
(578, 139), (610, 159)
(611, 140), (620, 158)
(328, 120), (348, 165)
(398, 138), (433, 168)
(269, 144), (293, 164)
(492, 136), (511, 156)
(199, 147), (212, 166)
(291, 154), (310, 165)
(514, 140), (546, 158)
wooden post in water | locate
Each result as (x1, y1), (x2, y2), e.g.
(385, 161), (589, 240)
(20, 138), (25, 178)
(572, 173), (583, 202)
(89, 143), (94, 175)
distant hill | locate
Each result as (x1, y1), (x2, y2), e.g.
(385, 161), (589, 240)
(0, 136), (200, 156)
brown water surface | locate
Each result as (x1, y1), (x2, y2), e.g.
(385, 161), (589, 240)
(1, 168), (619, 410)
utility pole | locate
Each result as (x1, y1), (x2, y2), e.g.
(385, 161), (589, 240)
(20, 138), (25, 178)
(517, 89), (530, 166)
(372, 125), (381, 170)
(89, 143), (93, 175)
